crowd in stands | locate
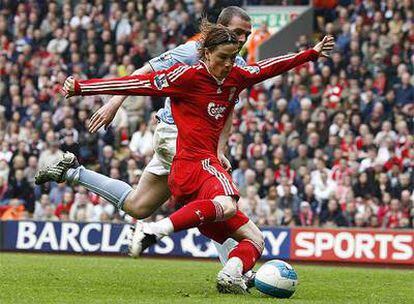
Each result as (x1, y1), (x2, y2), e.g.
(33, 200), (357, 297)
(0, 0), (413, 230)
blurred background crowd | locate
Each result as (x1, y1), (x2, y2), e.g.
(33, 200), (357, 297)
(0, 0), (413, 230)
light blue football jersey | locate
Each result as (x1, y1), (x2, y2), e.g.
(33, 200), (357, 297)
(149, 40), (246, 124)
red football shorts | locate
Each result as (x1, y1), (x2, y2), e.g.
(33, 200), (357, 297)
(168, 157), (249, 243)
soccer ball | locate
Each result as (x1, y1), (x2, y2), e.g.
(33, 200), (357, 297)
(254, 260), (298, 298)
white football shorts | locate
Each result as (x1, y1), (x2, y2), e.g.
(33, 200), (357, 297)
(144, 121), (177, 176)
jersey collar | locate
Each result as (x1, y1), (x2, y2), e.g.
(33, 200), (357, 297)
(199, 60), (226, 86)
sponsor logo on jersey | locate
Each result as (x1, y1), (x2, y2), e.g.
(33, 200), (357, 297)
(207, 102), (226, 120)
(154, 74), (169, 90)
(241, 65), (260, 74)
(159, 52), (172, 61)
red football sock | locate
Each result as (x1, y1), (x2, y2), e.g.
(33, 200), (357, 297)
(169, 199), (223, 232)
(228, 239), (262, 273)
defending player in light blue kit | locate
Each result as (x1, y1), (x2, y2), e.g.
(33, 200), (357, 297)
(36, 6), (254, 285)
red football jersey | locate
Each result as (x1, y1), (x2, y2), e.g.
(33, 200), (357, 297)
(75, 49), (318, 160)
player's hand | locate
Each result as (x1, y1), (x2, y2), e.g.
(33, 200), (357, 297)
(88, 100), (121, 133)
(313, 35), (335, 58)
(63, 76), (75, 98)
(218, 153), (232, 172)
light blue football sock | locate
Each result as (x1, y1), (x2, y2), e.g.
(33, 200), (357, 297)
(213, 238), (238, 265)
(66, 166), (132, 210)
(214, 239), (254, 276)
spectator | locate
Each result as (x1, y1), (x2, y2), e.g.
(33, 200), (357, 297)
(246, 133), (267, 161)
(290, 144), (312, 170)
(6, 169), (34, 213)
(41, 204), (59, 221)
(238, 186), (261, 224)
(60, 131), (80, 156)
(34, 194), (50, 220)
(24, 155), (38, 186)
(260, 186), (283, 226)
(246, 21), (270, 64)
(352, 172), (378, 198)
(280, 208), (297, 227)
(1, 199), (26, 220)
(146, 31), (164, 58)
(298, 201), (315, 226)
(69, 193), (94, 221)
(0, 161), (9, 188)
(354, 213), (366, 228)
(232, 159), (249, 190)
(301, 184), (321, 215)
(277, 184), (301, 215)
(46, 28), (68, 54)
(313, 170), (336, 202)
(369, 215), (381, 229)
(359, 145), (378, 173)
(49, 182), (72, 206)
(344, 202), (357, 227)
(243, 169), (260, 193)
(129, 122), (153, 159)
(382, 199), (408, 229)
(0, 176), (8, 203)
(38, 132), (63, 170)
(0, 142), (13, 162)
(99, 145), (115, 176)
(394, 72), (414, 109)
(55, 191), (74, 220)
(70, 5), (91, 30)
(319, 199), (348, 227)
(92, 197), (115, 222)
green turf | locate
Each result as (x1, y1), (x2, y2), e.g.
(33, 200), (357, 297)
(0, 253), (413, 304)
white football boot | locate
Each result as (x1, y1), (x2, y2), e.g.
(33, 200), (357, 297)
(128, 221), (159, 258)
(216, 269), (249, 294)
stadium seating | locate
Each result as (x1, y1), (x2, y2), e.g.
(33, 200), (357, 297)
(0, 1), (412, 230)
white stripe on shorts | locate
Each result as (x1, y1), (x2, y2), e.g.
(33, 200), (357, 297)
(202, 159), (230, 195)
(201, 158), (234, 196)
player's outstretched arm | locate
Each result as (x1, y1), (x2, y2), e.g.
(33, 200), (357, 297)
(107, 64), (154, 105)
(86, 42), (198, 133)
(63, 70), (184, 99)
(63, 65), (191, 133)
(88, 64), (154, 133)
(240, 35), (335, 88)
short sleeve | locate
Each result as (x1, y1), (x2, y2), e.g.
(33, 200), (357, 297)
(148, 41), (200, 72)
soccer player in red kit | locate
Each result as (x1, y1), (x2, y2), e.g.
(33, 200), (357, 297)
(62, 22), (334, 293)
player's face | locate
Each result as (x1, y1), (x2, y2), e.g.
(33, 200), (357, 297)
(206, 43), (239, 80)
(226, 16), (252, 51)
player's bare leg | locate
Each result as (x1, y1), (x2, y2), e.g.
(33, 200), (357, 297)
(35, 152), (169, 219)
(122, 171), (170, 219)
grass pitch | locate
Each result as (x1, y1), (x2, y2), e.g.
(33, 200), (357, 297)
(0, 253), (413, 304)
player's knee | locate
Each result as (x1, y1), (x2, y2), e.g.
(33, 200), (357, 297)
(123, 190), (151, 219)
(252, 231), (265, 254)
(214, 196), (237, 219)
(245, 223), (265, 254)
(133, 205), (153, 219)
